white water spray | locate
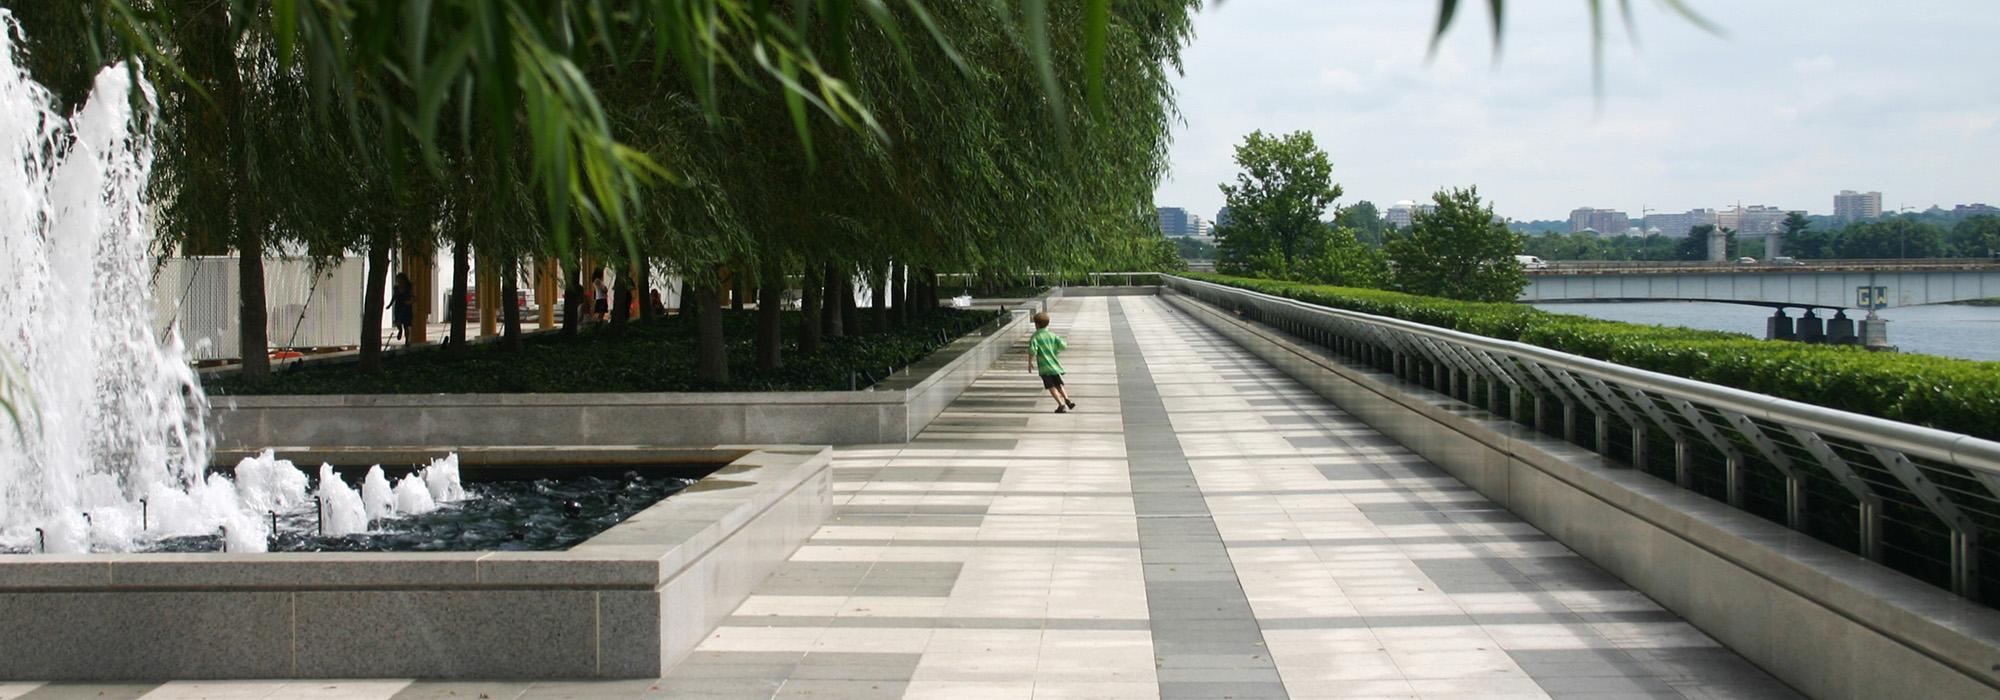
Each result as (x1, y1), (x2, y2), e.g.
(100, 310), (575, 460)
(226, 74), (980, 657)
(0, 12), (223, 553)
(0, 15), (472, 554)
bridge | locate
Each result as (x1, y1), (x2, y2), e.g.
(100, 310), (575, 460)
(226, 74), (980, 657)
(1520, 259), (2000, 345)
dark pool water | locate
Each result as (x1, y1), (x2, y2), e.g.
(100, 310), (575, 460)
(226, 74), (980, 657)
(146, 473), (698, 553)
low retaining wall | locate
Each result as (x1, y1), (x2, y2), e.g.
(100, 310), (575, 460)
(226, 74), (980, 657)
(210, 302), (1043, 449)
(1163, 288), (2000, 700)
(0, 445), (831, 679)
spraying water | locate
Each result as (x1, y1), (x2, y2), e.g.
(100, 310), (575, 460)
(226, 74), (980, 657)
(0, 14), (465, 553)
(0, 12), (219, 552)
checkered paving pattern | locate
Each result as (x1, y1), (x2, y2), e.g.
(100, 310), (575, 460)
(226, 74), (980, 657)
(4, 296), (1800, 699)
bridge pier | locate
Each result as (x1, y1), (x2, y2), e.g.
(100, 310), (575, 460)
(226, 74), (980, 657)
(1797, 309), (1826, 343)
(1765, 309), (1795, 341)
(1828, 310), (1857, 345)
(1862, 311), (1893, 350)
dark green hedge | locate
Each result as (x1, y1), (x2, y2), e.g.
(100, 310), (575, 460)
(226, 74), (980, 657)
(1184, 272), (2000, 441)
(207, 309), (1000, 396)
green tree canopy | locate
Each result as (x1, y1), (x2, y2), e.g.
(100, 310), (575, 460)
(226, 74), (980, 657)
(1838, 219), (1945, 259)
(1384, 187), (1525, 302)
(1335, 200), (1387, 247)
(1215, 130), (1343, 277)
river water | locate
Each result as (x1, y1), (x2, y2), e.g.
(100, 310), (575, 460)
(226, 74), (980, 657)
(1530, 302), (2000, 363)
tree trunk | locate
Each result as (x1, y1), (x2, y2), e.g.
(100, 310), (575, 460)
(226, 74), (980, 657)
(501, 256), (522, 351)
(800, 263), (823, 354)
(562, 262), (584, 336)
(236, 224), (271, 381)
(839, 268), (859, 335)
(891, 263), (907, 328)
(730, 270), (746, 311)
(871, 262), (889, 333)
(927, 269), (940, 316)
(822, 262), (844, 339)
(636, 258), (654, 323)
(449, 237), (470, 351)
(755, 258), (783, 370)
(611, 272), (632, 332)
(359, 238), (390, 374)
(693, 275), (729, 383)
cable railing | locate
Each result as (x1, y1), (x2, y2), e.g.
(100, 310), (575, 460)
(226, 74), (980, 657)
(1165, 274), (2000, 604)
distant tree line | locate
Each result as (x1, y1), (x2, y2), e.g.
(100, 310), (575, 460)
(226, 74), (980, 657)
(1522, 212), (2000, 262)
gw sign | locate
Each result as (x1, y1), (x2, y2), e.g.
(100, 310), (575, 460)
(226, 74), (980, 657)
(1857, 285), (1889, 309)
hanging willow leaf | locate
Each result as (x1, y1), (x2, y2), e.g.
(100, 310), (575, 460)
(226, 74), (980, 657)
(1083, 0), (1109, 119)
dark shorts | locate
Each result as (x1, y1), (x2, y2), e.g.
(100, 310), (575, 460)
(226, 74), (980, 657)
(1040, 373), (1064, 390)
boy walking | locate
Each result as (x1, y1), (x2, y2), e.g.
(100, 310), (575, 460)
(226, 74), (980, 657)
(1030, 311), (1077, 413)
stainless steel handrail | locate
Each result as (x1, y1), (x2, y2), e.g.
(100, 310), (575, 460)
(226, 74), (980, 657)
(1165, 274), (2000, 602)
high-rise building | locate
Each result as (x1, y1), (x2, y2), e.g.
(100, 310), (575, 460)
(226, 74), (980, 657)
(1384, 200), (1433, 228)
(1568, 208), (1630, 236)
(1719, 205), (1796, 235)
(1834, 190), (1883, 222)
(1641, 209), (1718, 237)
(1214, 207), (1233, 230)
(1157, 207), (1196, 237)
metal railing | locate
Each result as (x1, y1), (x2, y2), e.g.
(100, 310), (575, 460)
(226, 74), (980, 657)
(1166, 275), (2000, 604)
(1537, 258), (2000, 275)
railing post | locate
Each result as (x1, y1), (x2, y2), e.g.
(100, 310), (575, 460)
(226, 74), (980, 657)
(1725, 454), (1743, 508)
(1595, 414), (1610, 456)
(1860, 494), (1884, 562)
(1562, 397), (1577, 444)
(1953, 529), (1981, 603)
(1675, 440), (1693, 489)
(1632, 425), (1647, 471)
(1783, 476), (1802, 529)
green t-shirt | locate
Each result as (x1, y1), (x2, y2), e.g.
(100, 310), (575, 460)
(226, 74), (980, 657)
(1030, 328), (1067, 375)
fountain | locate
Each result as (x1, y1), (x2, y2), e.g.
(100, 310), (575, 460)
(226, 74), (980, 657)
(0, 13), (472, 554)
(0, 13), (831, 679)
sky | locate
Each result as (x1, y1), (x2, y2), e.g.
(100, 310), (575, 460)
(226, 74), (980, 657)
(1152, 0), (2000, 223)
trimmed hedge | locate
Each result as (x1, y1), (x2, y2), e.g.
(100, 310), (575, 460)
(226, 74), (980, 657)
(206, 308), (1000, 396)
(1183, 272), (2000, 441)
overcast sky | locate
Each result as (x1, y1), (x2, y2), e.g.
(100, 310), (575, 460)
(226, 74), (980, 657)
(1152, 1), (2000, 222)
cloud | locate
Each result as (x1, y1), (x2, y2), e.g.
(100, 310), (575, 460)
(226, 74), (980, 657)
(1316, 68), (1363, 92)
(1792, 54), (1838, 74)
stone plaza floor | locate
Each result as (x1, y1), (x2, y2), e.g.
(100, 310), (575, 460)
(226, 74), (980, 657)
(2, 296), (1803, 699)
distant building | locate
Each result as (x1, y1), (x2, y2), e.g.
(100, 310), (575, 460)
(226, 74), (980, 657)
(1215, 207), (1233, 230)
(1641, 209), (1718, 238)
(1568, 208), (1630, 236)
(1156, 206), (1205, 237)
(1719, 205), (1797, 235)
(1194, 217), (1214, 238)
(1834, 190), (1883, 222)
(1384, 200), (1433, 228)
(1952, 203), (2000, 218)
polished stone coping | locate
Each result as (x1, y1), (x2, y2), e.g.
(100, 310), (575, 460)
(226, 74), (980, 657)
(1166, 287), (2000, 699)
(0, 446), (822, 592)
(208, 300), (1046, 448)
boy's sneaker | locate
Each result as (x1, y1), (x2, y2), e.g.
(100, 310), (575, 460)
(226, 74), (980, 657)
(1054, 406), (1068, 414)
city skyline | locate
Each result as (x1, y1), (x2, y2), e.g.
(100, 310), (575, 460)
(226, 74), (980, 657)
(1152, 1), (2000, 222)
